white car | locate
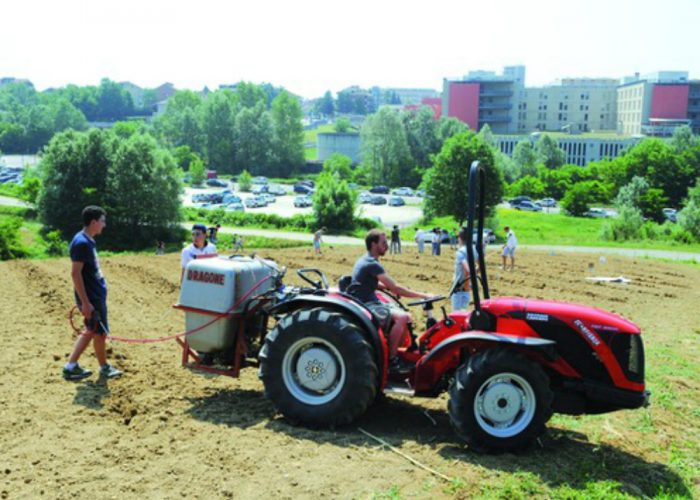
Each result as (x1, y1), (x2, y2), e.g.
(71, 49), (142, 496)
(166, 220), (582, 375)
(392, 187), (414, 196)
(584, 207), (611, 218)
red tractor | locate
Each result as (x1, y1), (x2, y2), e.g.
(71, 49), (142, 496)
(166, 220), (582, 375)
(178, 162), (649, 452)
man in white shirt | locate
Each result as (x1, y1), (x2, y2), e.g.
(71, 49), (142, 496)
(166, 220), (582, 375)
(414, 228), (424, 254)
(181, 223), (218, 283)
(502, 226), (518, 271)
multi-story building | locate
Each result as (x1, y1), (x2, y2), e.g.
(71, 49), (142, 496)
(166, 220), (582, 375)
(496, 133), (640, 166)
(442, 65), (524, 133)
(518, 78), (618, 134)
(617, 72), (700, 136)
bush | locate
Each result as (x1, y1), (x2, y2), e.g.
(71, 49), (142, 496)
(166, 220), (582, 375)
(312, 173), (357, 232)
(238, 169), (252, 192)
(43, 230), (66, 256)
(561, 181), (605, 216)
(0, 216), (27, 260)
(600, 206), (644, 241)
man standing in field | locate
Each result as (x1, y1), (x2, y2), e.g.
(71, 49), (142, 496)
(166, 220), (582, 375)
(313, 227), (326, 255)
(181, 223), (218, 283)
(63, 206), (121, 381)
(502, 225), (518, 271)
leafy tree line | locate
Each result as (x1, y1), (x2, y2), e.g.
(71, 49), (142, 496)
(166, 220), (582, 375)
(38, 128), (182, 249)
(153, 83), (304, 177)
(359, 106), (469, 188)
(506, 127), (700, 216)
(0, 78), (161, 153)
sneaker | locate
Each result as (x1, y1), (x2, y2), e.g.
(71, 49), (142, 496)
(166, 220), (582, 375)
(99, 364), (122, 379)
(388, 357), (414, 374)
(63, 365), (92, 381)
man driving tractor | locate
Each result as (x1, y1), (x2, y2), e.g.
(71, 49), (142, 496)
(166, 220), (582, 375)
(348, 229), (436, 373)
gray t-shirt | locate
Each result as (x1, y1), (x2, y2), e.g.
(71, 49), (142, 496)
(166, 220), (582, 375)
(349, 254), (385, 303)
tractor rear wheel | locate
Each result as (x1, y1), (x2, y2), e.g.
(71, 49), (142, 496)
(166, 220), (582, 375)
(448, 348), (553, 452)
(259, 307), (378, 427)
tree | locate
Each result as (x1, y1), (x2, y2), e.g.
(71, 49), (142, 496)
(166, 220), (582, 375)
(615, 176), (667, 222)
(360, 108), (412, 186)
(477, 123), (496, 147)
(312, 172), (357, 232)
(316, 91), (335, 116)
(512, 140), (537, 178)
(424, 131), (503, 226)
(270, 91), (304, 176)
(670, 125), (698, 153)
(677, 178), (700, 241)
(236, 82), (267, 109)
(437, 117), (469, 141)
(95, 79), (135, 121)
(510, 175), (545, 199)
(189, 156), (206, 186)
(561, 181), (605, 216)
(535, 135), (566, 169)
(403, 107), (441, 170)
(234, 101), (274, 175)
(0, 217), (26, 260)
(38, 129), (182, 249)
(335, 117), (351, 133)
(105, 134), (182, 247)
(322, 153), (353, 180)
(153, 90), (204, 155)
(238, 169), (252, 192)
(202, 91), (237, 173)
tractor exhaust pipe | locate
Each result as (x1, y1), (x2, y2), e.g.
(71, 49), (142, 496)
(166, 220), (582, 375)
(466, 161), (490, 316)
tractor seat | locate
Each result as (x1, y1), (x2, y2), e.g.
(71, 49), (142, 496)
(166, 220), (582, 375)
(338, 275), (352, 293)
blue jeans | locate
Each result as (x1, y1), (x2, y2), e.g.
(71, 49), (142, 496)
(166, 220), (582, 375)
(451, 291), (470, 311)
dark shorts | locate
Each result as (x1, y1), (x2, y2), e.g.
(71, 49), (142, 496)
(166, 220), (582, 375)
(76, 296), (109, 335)
(365, 301), (393, 333)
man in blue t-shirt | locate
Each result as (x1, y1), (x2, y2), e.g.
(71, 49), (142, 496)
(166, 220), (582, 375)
(62, 206), (121, 381)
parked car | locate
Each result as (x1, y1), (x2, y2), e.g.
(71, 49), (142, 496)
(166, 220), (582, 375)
(293, 183), (314, 195)
(267, 184), (287, 196)
(222, 194), (242, 205)
(420, 230), (451, 244)
(514, 200), (543, 212)
(298, 179), (315, 188)
(584, 207), (611, 218)
(473, 228), (496, 245)
(662, 208), (677, 223)
(392, 187), (414, 196)
(359, 192), (373, 204)
(252, 176), (269, 185)
(244, 197), (262, 208)
(252, 184), (269, 194)
(206, 178), (228, 188)
(262, 193), (276, 204)
(370, 195), (387, 205)
(347, 182), (359, 190)
(293, 196), (313, 208)
(388, 196), (405, 207)
(369, 185), (390, 194)
(538, 198), (557, 208)
(225, 202), (245, 212)
(415, 189), (425, 197)
(509, 196), (532, 207)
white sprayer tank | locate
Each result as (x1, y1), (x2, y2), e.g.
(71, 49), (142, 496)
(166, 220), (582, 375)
(177, 256), (278, 353)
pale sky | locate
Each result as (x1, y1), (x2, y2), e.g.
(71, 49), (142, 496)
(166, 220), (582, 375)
(1, 0), (699, 99)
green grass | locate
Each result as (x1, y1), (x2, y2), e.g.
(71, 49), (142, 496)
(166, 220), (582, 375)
(303, 123), (336, 144)
(401, 209), (700, 254)
(0, 182), (22, 198)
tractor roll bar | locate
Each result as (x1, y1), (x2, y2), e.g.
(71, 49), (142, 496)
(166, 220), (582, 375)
(466, 160), (490, 314)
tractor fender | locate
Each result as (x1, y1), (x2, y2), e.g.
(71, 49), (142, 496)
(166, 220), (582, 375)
(414, 332), (557, 394)
(269, 295), (386, 375)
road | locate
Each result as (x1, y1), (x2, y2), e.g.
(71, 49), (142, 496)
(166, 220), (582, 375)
(212, 226), (700, 263)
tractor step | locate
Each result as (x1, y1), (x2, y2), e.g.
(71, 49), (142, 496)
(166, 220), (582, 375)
(383, 381), (415, 396)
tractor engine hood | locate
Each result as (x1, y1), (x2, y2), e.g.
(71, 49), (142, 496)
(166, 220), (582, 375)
(481, 297), (641, 335)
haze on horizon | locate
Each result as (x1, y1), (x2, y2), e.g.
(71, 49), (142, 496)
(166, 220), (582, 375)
(2, 0), (699, 99)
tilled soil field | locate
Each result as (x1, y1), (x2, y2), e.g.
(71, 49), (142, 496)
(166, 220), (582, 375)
(1, 246), (698, 499)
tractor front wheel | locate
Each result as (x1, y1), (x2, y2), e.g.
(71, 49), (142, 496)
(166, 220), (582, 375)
(259, 307), (378, 427)
(448, 348), (553, 452)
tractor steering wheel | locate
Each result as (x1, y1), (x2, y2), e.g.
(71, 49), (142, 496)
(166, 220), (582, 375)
(406, 295), (446, 307)
(296, 268), (329, 290)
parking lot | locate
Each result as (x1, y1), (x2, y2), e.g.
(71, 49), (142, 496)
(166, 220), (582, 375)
(183, 185), (424, 227)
